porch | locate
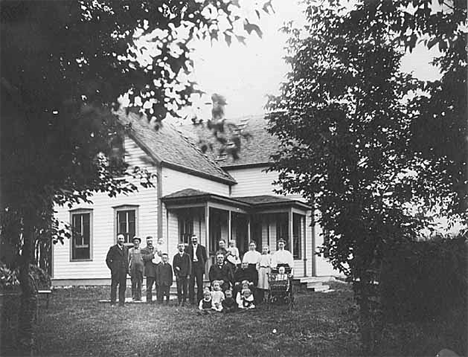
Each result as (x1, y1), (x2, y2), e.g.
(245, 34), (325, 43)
(162, 189), (316, 277)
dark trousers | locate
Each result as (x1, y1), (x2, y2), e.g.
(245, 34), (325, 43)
(189, 262), (204, 303)
(146, 277), (157, 302)
(157, 285), (170, 303)
(110, 270), (127, 306)
(131, 270), (143, 300)
(176, 276), (188, 303)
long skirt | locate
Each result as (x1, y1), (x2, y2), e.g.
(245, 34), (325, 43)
(257, 266), (270, 290)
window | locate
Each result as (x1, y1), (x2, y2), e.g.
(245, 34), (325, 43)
(293, 213), (303, 260)
(276, 213), (289, 245)
(178, 215), (193, 245)
(70, 210), (92, 261)
(114, 205), (138, 244)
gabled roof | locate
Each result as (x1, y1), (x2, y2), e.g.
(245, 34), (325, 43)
(178, 114), (280, 169)
(117, 111), (236, 185)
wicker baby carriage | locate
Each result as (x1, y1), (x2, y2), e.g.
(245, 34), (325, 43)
(266, 266), (294, 310)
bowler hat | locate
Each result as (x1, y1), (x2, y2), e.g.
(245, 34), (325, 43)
(132, 236), (141, 243)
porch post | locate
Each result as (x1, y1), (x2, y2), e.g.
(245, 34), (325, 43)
(289, 209), (294, 260)
(228, 210), (232, 242)
(311, 210), (316, 277)
(205, 203), (210, 253)
(303, 214), (307, 277)
(205, 203), (211, 273)
(247, 216), (251, 243)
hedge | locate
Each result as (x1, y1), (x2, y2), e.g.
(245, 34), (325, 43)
(379, 235), (467, 323)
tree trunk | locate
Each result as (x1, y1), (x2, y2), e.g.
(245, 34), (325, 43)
(17, 207), (37, 356)
(356, 278), (380, 356)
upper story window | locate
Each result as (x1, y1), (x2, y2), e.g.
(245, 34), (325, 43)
(114, 205), (139, 244)
(70, 209), (93, 261)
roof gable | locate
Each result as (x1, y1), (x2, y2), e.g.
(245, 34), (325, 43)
(117, 111), (236, 185)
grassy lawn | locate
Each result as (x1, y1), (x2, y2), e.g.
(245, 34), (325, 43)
(2, 282), (361, 357)
(1, 282), (466, 356)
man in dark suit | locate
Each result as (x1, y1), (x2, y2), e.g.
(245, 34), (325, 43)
(141, 236), (158, 303)
(173, 242), (192, 306)
(186, 234), (207, 304)
(209, 252), (233, 292)
(105, 233), (129, 307)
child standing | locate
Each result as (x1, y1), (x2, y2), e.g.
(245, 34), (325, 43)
(211, 280), (225, 312)
(156, 253), (173, 304)
(257, 245), (271, 303)
(198, 289), (213, 314)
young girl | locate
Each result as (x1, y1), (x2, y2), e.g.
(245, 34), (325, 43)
(211, 280), (225, 312)
(198, 289), (213, 314)
(257, 245), (271, 303)
(275, 266), (288, 281)
(226, 239), (241, 267)
(237, 288), (255, 310)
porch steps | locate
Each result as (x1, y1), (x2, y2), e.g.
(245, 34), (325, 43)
(294, 276), (334, 292)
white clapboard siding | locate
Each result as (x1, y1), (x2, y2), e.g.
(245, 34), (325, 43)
(161, 167), (230, 197)
(53, 137), (158, 281)
(227, 166), (304, 201)
(313, 222), (342, 276)
(304, 211), (314, 277)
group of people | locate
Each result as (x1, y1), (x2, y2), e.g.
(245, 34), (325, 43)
(203, 239), (293, 313)
(105, 234), (207, 306)
(105, 233), (293, 311)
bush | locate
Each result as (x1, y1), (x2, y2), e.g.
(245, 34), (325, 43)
(380, 235), (467, 323)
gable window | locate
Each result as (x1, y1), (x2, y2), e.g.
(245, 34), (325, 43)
(70, 209), (93, 261)
(114, 205), (139, 244)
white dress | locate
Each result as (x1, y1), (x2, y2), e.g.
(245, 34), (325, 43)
(257, 254), (271, 290)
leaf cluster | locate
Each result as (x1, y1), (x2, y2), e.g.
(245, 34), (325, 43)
(266, 0), (466, 280)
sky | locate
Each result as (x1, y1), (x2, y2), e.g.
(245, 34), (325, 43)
(187, 0), (440, 120)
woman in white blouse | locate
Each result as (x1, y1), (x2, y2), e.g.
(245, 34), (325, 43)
(271, 238), (294, 276)
(242, 241), (261, 270)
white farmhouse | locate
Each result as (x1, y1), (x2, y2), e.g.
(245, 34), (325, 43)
(52, 112), (337, 286)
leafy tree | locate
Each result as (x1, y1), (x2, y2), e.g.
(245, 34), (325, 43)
(0, 0), (269, 353)
(266, 0), (466, 354)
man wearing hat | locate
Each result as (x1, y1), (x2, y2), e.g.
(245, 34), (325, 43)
(141, 236), (159, 303)
(186, 234), (207, 304)
(106, 233), (129, 306)
(271, 238), (294, 276)
(128, 236), (144, 301)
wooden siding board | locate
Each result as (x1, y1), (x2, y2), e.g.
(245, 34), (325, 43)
(53, 137), (158, 280)
(162, 167), (230, 197)
(228, 167), (304, 201)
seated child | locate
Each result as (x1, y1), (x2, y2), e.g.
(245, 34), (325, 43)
(222, 289), (237, 313)
(198, 289), (213, 315)
(275, 266), (288, 281)
(226, 239), (241, 267)
(211, 280), (225, 312)
(237, 288), (255, 310)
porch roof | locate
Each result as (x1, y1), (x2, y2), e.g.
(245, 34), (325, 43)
(162, 189), (311, 211)
(233, 195), (311, 210)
